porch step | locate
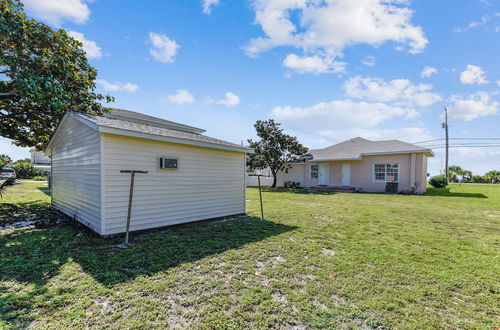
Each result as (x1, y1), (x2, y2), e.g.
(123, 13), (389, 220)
(306, 186), (357, 193)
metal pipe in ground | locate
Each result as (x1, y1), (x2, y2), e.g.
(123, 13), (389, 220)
(258, 175), (264, 220)
(249, 173), (267, 220)
(119, 170), (148, 247)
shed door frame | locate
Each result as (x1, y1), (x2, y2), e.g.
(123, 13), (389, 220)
(342, 164), (351, 186)
(318, 164), (329, 186)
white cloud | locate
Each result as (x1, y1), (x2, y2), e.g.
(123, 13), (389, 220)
(148, 32), (179, 63)
(216, 92), (241, 107)
(421, 66), (437, 78)
(344, 76), (442, 107)
(454, 15), (490, 32)
(245, 0), (427, 74)
(362, 55), (376, 67)
(460, 65), (488, 85)
(23, 0), (90, 26)
(270, 99), (416, 138)
(67, 31), (102, 59)
(165, 89), (195, 104)
(449, 92), (499, 121)
(207, 92), (241, 107)
(96, 80), (139, 93)
(497, 80), (500, 88)
(283, 54), (346, 74)
(203, 0), (220, 14)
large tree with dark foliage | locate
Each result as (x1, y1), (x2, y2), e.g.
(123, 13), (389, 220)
(247, 119), (308, 188)
(0, 0), (113, 150)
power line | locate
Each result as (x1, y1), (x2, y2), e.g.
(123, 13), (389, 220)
(414, 137), (500, 144)
(424, 145), (500, 149)
(421, 142), (500, 147)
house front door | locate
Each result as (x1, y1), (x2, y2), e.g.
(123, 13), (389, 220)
(342, 164), (351, 186)
(318, 164), (329, 185)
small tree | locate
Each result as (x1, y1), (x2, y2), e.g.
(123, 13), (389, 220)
(485, 170), (500, 184)
(447, 165), (462, 183)
(455, 168), (472, 185)
(471, 175), (484, 183)
(247, 119), (308, 188)
(0, 154), (12, 170)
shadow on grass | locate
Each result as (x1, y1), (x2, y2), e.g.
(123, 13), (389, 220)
(37, 186), (51, 197)
(425, 187), (487, 198)
(262, 188), (338, 195)
(0, 201), (61, 226)
(0, 212), (295, 326)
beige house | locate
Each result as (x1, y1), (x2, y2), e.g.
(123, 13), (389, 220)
(276, 137), (433, 194)
(45, 109), (251, 236)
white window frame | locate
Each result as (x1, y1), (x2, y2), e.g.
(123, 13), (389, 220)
(372, 163), (399, 182)
(310, 164), (319, 179)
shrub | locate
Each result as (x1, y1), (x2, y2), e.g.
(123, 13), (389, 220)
(283, 181), (300, 189)
(471, 175), (485, 183)
(12, 161), (38, 179)
(33, 176), (47, 181)
(429, 175), (448, 188)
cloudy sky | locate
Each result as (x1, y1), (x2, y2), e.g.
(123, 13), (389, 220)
(2, 0), (500, 175)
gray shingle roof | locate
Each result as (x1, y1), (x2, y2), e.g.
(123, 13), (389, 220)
(74, 110), (250, 152)
(308, 137), (433, 161)
(105, 108), (205, 133)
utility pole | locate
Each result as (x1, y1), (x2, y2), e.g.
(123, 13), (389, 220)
(442, 107), (449, 180)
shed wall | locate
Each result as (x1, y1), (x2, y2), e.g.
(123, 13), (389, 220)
(50, 116), (102, 233)
(101, 134), (246, 235)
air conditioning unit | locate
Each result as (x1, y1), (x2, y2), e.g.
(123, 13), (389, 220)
(160, 157), (178, 169)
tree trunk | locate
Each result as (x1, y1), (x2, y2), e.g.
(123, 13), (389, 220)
(271, 170), (278, 188)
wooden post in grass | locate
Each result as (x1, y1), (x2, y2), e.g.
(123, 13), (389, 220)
(249, 173), (268, 220)
(120, 170), (148, 246)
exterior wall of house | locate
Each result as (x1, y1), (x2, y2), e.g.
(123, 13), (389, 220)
(275, 164), (305, 187)
(348, 154), (411, 193)
(101, 133), (246, 235)
(415, 153), (428, 193)
(279, 153), (430, 194)
(50, 116), (102, 233)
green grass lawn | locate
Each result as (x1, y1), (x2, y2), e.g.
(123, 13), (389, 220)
(1, 182), (499, 329)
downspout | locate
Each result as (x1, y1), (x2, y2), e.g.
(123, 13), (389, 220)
(410, 153), (416, 191)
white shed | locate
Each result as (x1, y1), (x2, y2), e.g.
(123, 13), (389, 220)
(45, 109), (251, 236)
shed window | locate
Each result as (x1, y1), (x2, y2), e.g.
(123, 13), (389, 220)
(311, 165), (319, 179)
(373, 164), (399, 182)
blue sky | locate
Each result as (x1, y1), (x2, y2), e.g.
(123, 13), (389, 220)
(2, 0), (500, 175)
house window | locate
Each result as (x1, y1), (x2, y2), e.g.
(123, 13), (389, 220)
(311, 165), (319, 179)
(373, 164), (399, 182)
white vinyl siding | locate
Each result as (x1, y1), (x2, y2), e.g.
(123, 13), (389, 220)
(51, 116), (102, 233)
(101, 134), (245, 235)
